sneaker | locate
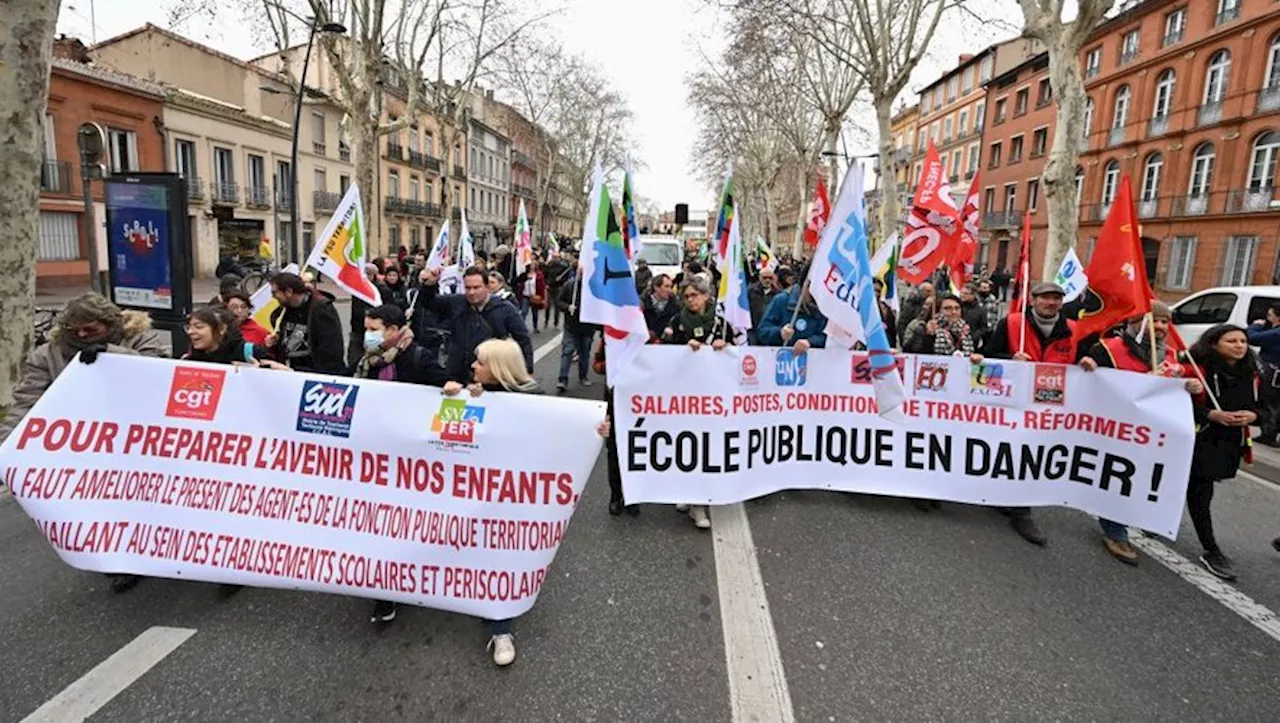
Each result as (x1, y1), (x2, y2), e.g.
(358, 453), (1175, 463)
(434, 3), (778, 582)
(689, 506), (711, 529)
(488, 634), (516, 666)
(579, 378), (593, 388)
(1200, 552), (1237, 581)
(1010, 515), (1047, 546)
(675, 503), (690, 512)
(1102, 537), (1139, 566)
(370, 599), (397, 624)
(555, 381), (567, 395)
(108, 573), (141, 594)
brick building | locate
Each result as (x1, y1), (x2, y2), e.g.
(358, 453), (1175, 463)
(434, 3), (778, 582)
(40, 54), (165, 287)
(1075, 0), (1280, 297)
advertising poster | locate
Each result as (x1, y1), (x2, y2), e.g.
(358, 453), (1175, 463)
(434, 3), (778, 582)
(106, 181), (174, 311)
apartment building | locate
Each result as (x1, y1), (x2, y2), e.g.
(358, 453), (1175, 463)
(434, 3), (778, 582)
(890, 103), (919, 204)
(1075, 0), (1280, 296)
(39, 51), (165, 287)
(91, 24), (355, 274)
(381, 90), (456, 255)
(914, 48), (996, 207)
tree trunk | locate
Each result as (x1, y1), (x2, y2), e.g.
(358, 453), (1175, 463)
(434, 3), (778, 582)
(0, 0), (59, 408)
(351, 112), (380, 258)
(875, 95), (898, 253)
(1040, 32), (1088, 280)
(823, 120), (840, 192)
(792, 168), (809, 258)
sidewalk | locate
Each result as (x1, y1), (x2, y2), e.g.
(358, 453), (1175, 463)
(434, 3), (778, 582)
(35, 278), (352, 309)
(1247, 433), (1280, 485)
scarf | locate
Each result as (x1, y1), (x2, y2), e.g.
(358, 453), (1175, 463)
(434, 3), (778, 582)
(1031, 311), (1059, 339)
(677, 305), (716, 338)
(1122, 324), (1167, 371)
(354, 327), (415, 381)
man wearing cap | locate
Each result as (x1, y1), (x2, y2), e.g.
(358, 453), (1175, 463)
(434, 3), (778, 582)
(982, 280), (1093, 547)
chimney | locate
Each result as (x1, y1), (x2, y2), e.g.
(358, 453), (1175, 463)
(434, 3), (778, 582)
(959, 54), (974, 64)
(53, 35), (91, 63)
(487, 89), (494, 100)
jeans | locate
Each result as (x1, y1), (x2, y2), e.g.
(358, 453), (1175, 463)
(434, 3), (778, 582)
(490, 618), (512, 636)
(1186, 474), (1220, 556)
(545, 291), (561, 327)
(1099, 518), (1128, 543)
(519, 297), (539, 332)
(559, 329), (594, 383)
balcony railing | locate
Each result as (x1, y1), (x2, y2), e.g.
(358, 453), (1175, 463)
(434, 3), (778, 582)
(313, 142), (327, 156)
(426, 155), (442, 173)
(513, 183), (535, 198)
(424, 202), (444, 217)
(275, 189), (294, 211)
(385, 197), (438, 217)
(1108, 126), (1125, 146)
(453, 165), (465, 179)
(1199, 101), (1223, 126)
(246, 185), (271, 208)
(1138, 198), (1159, 218)
(1173, 193), (1210, 217)
(408, 150), (430, 169)
(1119, 48), (1139, 65)
(40, 160), (71, 194)
(183, 175), (203, 201)
(339, 144), (351, 162)
(983, 210), (1020, 229)
(1227, 187), (1278, 213)
(1258, 83), (1280, 113)
(1215, 6), (1240, 27)
(1149, 116), (1169, 137)
(386, 142), (405, 161)
(212, 181), (239, 205)
(513, 150), (535, 169)
(1162, 29), (1183, 47)
(314, 190), (342, 212)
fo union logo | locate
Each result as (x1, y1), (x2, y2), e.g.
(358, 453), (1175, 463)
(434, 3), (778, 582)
(1033, 364), (1066, 405)
(741, 354), (759, 386)
(431, 398), (486, 444)
(165, 366), (226, 421)
(296, 381), (359, 438)
(775, 349), (807, 387)
(970, 362), (1014, 398)
(914, 360), (949, 393)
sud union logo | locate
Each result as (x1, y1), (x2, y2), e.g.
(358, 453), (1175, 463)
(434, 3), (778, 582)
(296, 381), (359, 438)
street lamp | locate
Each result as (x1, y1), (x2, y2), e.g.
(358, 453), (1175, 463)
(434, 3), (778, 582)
(276, 19), (346, 265)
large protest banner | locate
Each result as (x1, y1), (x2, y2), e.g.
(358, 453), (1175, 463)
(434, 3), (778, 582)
(615, 347), (1195, 537)
(1, 355), (605, 620)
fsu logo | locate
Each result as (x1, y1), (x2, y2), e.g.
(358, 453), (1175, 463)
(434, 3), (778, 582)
(1033, 364), (1066, 405)
(970, 362), (1015, 398)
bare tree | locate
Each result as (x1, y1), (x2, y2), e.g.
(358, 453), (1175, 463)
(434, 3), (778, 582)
(0, 0), (59, 408)
(1019, 0), (1114, 278)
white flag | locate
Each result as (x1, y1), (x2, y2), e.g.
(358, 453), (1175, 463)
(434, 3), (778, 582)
(1054, 247), (1089, 303)
(459, 209), (476, 269)
(426, 221), (451, 270)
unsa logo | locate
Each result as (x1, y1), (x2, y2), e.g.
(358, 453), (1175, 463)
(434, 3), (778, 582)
(165, 366), (227, 421)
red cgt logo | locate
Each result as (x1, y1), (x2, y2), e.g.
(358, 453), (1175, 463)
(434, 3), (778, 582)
(165, 366), (227, 421)
(1033, 364), (1066, 405)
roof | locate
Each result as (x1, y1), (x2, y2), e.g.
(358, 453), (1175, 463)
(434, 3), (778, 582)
(988, 51), (1049, 87)
(167, 87), (292, 133)
(50, 57), (166, 98)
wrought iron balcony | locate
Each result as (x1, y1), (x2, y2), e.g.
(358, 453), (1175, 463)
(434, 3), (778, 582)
(1162, 29), (1183, 47)
(513, 183), (535, 198)
(1198, 101), (1223, 127)
(1258, 83), (1280, 113)
(246, 185), (271, 208)
(983, 210), (1021, 229)
(314, 190), (342, 212)
(212, 181), (239, 205)
(1215, 6), (1240, 27)
(1226, 187), (1278, 214)
(453, 165), (465, 180)
(182, 175), (203, 201)
(513, 150), (535, 169)
(1149, 116), (1169, 137)
(385, 142), (405, 161)
(408, 150), (431, 169)
(1173, 193), (1210, 217)
(39, 160), (71, 194)
(1138, 198), (1159, 218)
(1108, 126), (1125, 146)
(275, 188), (293, 211)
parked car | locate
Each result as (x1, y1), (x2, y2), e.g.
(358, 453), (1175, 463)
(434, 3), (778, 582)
(1171, 285), (1280, 346)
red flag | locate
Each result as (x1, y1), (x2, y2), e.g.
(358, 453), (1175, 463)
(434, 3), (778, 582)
(948, 171), (982, 289)
(899, 141), (960, 284)
(1012, 209), (1032, 303)
(802, 177), (830, 250)
(1073, 176), (1152, 341)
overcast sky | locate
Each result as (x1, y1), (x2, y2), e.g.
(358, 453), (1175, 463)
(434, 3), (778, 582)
(57, 0), (1017, 213)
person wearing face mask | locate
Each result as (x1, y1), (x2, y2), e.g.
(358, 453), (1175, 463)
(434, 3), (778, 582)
(221, 291), (270, 346)
(346, 304), (441, 385)
(1080, 302), (1198, 565)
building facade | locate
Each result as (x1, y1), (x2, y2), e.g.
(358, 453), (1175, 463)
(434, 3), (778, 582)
(890, 103), (920, 214)
(39, 55), (166, 287)
(467, 118), (512, 251)
(381, 91), (453, 255)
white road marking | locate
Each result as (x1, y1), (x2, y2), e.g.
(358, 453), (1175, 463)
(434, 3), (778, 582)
(1130, 535), (1280, 643)
(534, 332), (562, 364)
(711, 504), (795, 723)
(1238, 467), (1280, 494)
(21, 626), (196, 723)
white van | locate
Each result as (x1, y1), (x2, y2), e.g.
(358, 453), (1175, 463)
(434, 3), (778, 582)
(1171, 285), (1280, 346)
(637, 236), (684, 282)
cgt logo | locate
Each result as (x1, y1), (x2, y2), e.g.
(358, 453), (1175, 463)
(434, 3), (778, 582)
(165, 366), (226, 421)
(741, 354), (759, 386)
(851, 353), (906, 385)
(914, 361), (949, 393)
(1033, 364), (1066, 405)
(970, 362), (1015, 398)
(431, 398), (486, 444)
(775, 349), (808, 387)
(296, 381), (359, 438)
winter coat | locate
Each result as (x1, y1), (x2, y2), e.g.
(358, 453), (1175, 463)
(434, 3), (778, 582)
(1246, 322), (1280, 367)
(757, 288), (828, 348)
(556, 276), (602, 336)
(662, 305), (730, 346)
(747, 282), (781, 330)
(642, 292), (680, 340)
(901, 318), (937, 355)
(421, 284), (534, 382)
(983, 311), (1091, 364)
(899, 290), (933, 337)
(634, 265), (654, 295)
(1191, 354), (1263, 481)
(0, 310), (168, 443)
(515, 269), (547, 307)
(269, 290), (346, 374)
(933, 318), (975, 356)
(960, 299), (989, 345)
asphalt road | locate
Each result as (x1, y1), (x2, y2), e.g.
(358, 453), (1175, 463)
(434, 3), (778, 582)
(2, 317), (1279, 721)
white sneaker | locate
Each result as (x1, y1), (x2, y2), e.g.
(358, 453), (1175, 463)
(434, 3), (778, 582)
(690, 506), (711, 529)
(488, 634), (516, 666)
(675, 503), (690, 512)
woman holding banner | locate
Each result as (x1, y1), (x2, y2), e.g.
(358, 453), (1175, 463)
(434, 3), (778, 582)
(932, 294), (976, 356)
(660, 276), (731, 529)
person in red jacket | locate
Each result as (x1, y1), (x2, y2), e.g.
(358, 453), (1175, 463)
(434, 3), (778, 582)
(222, 291), (270, 346)
(1080, 301), (1200, 564)
(982, 281), (1095, 547)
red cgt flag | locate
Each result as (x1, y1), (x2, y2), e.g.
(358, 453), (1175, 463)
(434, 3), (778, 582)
(1012, 208), (1032, 302)
(802, 176), (830, 250)
(899, 141), (960, 285)
(948, 170), (982, 289)
(1073, 176), (1152, 341)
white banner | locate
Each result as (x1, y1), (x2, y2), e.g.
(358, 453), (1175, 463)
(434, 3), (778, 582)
(2, 355), (605, 619)
(615, 347), (1195, 537)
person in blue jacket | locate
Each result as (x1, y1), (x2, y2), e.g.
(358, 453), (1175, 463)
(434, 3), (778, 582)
(1246, 302), (1280, 445)
(757, 280), (828, 352)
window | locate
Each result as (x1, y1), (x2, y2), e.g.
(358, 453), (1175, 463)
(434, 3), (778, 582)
(1204, 50), (1231, 105)
(943, 116), (953, 141)
(1153, 69), (1176, 119)
(983, 187), (996, 213)
(1085, 47), (1102, 78)
(311, 112), (326, 155)
(213, 147), (234, 186)
(994, 98), (1007, 124)
(1216, 0), (1241, 27)
(339, 174), (350, 194)
(1164, 8), (1186, 47)
(921, 93), (930, 114)
(1165, 237), (1196, 289)
(1003, 183), (1017, 212)
(980, 55), (993, 81)
(1015, 88), (1029, 116)
(940, 155), (947, 176)
(1112, 85), (1131, 129)
(471, 187), (477, 210)
(951, 150), (962, 176)
(1138, 153), (1163, 205)
(388, 170), (400, 198)
(934, 86), (943, 107)
(410, 226), (421, 250)
(409, 175), (420, 201)
(107, 128), (138, 173)
(1248, 131), (1280, 190)
(388, 224), (401, 251)
(1036, 78), (1052, 107)
(1222, 235), (1257, 285)
(1120, 29), (1140, 64)
(967, 144), (980, 173)
(276, 160), (291, 202)
(931, 123), (939, 141)
(962, 67), (974, 94)
(1189, 142), (1215, 196)
(248, 154), (266, 193)
(1083, 97), (1094, 139)
(1075, 167), (1085, 204)
(974, 102), (985, 130)
(989, 141), (1002, 168)
(1031, 127), (1048, 157)
(175, 139), (196, 179)
(1009, 135), (1024, 163)
(1102, 160), (1121, 206)
(315, 168), (327, 193)
(1027, 179), (1040, 212)
(947, 76), (958, 102)
(1267, 34), (1280, 90)
(959, 109), (968, 133)
(1174, 292), (1236, 324)
(424, 133), (434, 155)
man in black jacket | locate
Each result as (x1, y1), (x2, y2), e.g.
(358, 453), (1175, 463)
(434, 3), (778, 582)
(269, 272), (346, 374)
(418, 266), (533, 383)
(958, 283), (990, 347)
(555, 270), (600, 393)
(642, 273), (680, 341)
(747, 267), (781, 344)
